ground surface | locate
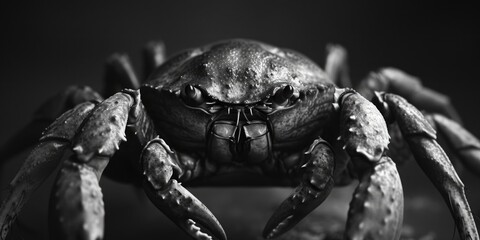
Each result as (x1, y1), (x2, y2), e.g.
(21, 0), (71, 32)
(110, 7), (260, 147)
(2, 154), (478, 239)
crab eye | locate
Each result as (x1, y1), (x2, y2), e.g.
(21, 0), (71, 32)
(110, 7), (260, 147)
(282, 85), (294, 98)
(273, 85), (295, 104)
(182, 84), (204, 106)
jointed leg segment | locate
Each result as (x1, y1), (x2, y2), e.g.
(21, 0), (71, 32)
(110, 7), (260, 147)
(345, 156), (403, 240)
(375, 92), (479, 240)
(0, 102), (96, 240)
(429, 113), (480, 175)
(358, 68), (462, 123)
(263, 138), (335, 239)
(0, 86), (102, 164)
(1, 90), (146, 240)
(50, 159), (107, 240)
(141, 137), (227, 240)
(337, 90), (404, 240)
(50, 92), (136, 240)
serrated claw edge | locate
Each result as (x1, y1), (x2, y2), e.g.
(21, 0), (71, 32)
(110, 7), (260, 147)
(263, 180), (333, 239)
(144, 180), (226, 240)
(187, 219), (213, 240)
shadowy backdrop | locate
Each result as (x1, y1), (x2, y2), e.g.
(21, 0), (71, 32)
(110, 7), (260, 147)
(1, 1), (479, 239)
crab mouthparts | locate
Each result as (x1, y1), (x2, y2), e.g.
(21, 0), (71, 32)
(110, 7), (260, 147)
(208, 107), (271, 164)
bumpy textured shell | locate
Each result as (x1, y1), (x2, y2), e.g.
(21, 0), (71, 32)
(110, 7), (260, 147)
(140, 39), (336, 152)
(144, 39), (330, 104)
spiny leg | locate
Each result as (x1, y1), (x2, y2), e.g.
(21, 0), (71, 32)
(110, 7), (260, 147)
(0, 102), (96, 240)
(1, 53), (146, 162)
(337, 90), (404, 240)
(50, 157), (107, 240)
(358, 68), (480, 175)
(428, 113), (480, 175)
(0, 86), (102, 163)
(345, 156), (403, 239)
(263, 138), (335, 239)
(325, 46), (462, 123)
(141, 137), (226, 240)
(325, 49), (473, 173)
(358, 68), (462, 123)
(376, 92), (479, 240)
(49, 91), (142, 240)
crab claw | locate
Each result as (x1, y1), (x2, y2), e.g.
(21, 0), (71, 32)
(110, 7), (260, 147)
(263, 182), (334, 239)
(141, 138), (226, 240)
(263, 138), (335, 239)
(144, 180), (226, 240)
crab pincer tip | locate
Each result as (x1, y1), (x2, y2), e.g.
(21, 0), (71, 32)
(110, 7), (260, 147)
(146, 179), (227, 240)
(262, 180), (334, 239)
(185, 218), (227, 240)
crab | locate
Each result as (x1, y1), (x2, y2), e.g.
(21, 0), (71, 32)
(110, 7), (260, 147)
(1, 39), (479, 240)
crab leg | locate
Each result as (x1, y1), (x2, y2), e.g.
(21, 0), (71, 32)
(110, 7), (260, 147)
(50, 158), (107, 240)
(0, 86), (102, 163)
(358, 68), (462, 123)
(0, 102), (96, 240)
(103, 54), (140, 97)
(263, 138), (335, 239)
(141, 138), (227, 240)
(143, 41), (166, 79)
(325, 44), (352, 88)
(49, 91), (138, 240)
(1, 54), (145, 162)
(338, 90), (404, 240)
(377, 93), (479, 240)
(429, 113), (480, 175)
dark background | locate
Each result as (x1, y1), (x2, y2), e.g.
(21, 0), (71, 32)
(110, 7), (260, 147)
(1, 1), (479, 239)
